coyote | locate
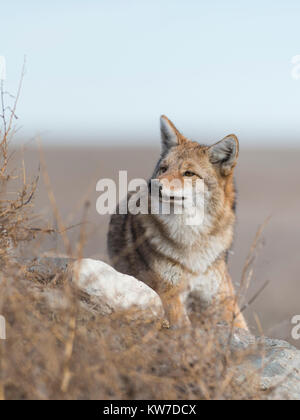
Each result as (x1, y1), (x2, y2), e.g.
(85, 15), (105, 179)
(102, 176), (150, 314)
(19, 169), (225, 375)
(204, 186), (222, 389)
(107, 116), (247, 329)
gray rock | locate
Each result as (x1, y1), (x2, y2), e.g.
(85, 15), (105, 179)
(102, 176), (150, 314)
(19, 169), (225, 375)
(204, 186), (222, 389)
(67, 258), (164, 319)
(25, 256), (72, 278)
(230, 329), (300, 400)
(25, 256), (300, 400)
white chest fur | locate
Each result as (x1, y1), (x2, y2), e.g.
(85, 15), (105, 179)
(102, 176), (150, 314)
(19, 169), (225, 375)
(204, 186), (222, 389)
(183, 268), (223, 309)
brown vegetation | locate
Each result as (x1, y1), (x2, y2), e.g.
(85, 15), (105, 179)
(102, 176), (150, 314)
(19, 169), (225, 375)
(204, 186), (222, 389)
(0, 73), (267, 400)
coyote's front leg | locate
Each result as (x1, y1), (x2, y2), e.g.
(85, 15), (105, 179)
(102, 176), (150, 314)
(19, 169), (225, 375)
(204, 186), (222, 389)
(159, 287), (190, 329)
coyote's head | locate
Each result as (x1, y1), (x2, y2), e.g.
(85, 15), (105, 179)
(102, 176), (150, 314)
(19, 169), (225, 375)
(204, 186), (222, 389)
(150, 115), (239, 227)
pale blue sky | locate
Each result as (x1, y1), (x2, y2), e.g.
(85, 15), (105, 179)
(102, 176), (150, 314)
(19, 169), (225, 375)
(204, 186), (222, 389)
(1, 0), (300, 146)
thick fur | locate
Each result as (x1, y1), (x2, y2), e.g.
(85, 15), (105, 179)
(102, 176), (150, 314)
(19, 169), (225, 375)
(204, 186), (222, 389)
(107, 116), (247, 329)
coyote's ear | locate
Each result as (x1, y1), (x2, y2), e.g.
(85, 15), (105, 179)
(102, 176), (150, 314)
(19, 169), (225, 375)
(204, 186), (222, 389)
(209, 134), (239, 175)
(160, 115), (182, 152)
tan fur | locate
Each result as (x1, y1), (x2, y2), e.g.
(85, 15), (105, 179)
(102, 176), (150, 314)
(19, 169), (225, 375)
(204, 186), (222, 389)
(107, 116), (247, 330)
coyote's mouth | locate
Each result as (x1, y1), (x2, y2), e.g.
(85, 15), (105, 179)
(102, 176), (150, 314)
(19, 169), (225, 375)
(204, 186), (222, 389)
(159, 188), (186, 203)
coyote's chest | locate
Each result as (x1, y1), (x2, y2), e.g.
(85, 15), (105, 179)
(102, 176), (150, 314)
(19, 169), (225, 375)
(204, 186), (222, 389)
(150, 228), (227, 302)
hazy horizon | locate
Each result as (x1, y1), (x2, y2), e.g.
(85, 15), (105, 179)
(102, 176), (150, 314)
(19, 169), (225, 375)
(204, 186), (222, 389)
(1, 0), (300, 147)
(13, 135), (300, 149)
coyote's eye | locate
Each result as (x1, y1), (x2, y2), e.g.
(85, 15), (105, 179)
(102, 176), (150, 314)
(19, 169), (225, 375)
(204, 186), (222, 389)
(160, 166), (168, 174)
(183, 171), (196, 177)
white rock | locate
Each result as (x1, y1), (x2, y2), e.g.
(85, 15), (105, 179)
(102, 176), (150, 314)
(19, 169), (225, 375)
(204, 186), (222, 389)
(68, 258), (164, 319)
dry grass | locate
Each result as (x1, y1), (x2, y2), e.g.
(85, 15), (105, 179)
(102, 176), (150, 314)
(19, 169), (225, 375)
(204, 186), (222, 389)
(1, 272), (263, 400)
(0, 72), (268, 401)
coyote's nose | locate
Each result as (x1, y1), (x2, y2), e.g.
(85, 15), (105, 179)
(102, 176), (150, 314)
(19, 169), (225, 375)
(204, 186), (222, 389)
(159, 178), (176, 191)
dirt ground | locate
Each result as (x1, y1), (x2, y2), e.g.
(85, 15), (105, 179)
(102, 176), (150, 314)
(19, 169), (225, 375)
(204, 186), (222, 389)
(16, 145), (300, 347)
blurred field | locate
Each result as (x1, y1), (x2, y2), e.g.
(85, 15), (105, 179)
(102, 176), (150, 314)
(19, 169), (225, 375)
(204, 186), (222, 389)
(18, 145), (300, 347)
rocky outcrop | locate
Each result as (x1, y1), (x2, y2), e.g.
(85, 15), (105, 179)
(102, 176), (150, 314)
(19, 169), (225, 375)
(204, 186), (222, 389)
(26, 256), (300, 400)
(67, 258), (164, 319)
(228, 329), (300, 400)
(26, 256), (163, 320)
